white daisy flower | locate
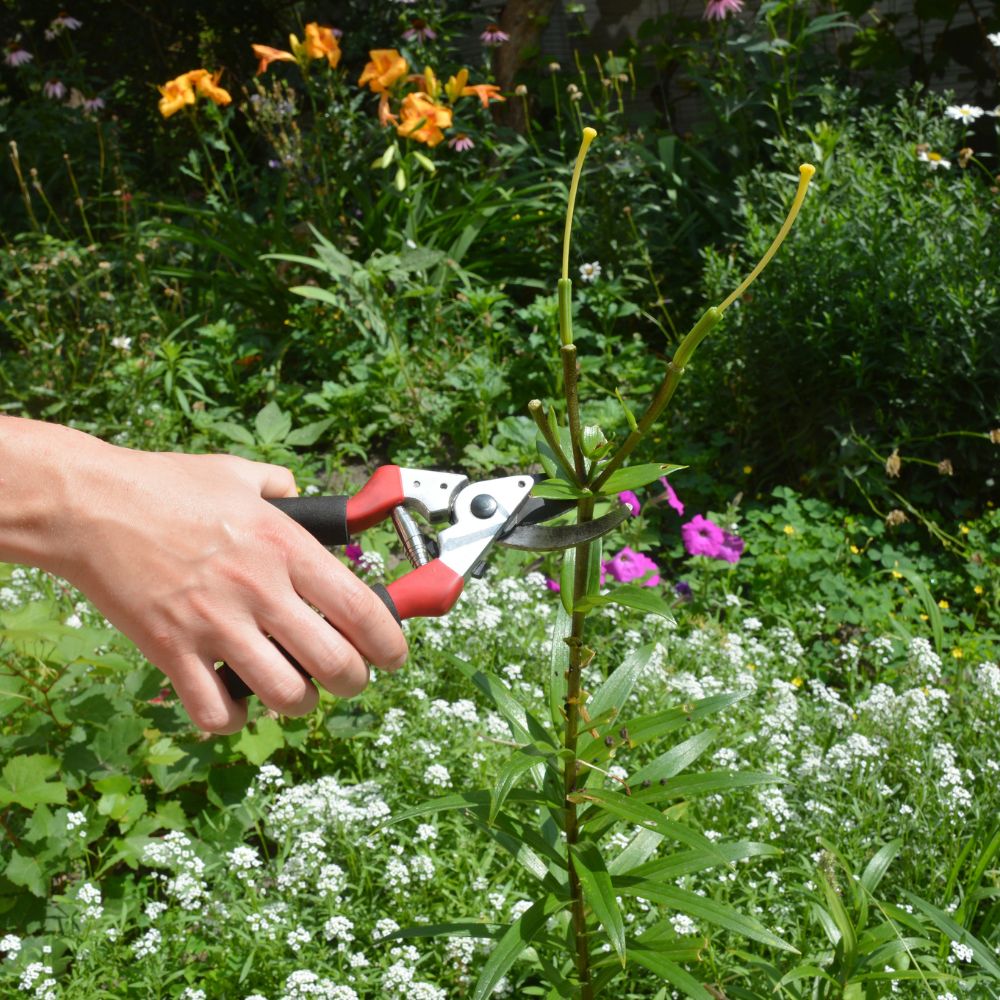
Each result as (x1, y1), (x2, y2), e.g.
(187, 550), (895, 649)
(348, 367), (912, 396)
(579, 261), (601, 283)
(917, 149), (951, 170)
(987, 31), (1000, 47)
(945, 104), (984, 123)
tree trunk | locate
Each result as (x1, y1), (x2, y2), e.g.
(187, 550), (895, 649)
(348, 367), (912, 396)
(492, 0), (560, 132)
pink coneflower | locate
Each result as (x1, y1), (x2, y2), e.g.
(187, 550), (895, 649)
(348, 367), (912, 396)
(402, 18), (436, 43)
(618, 491), (641, 517)
(480, 23), (510, 46)
(704, 0), (744, 19)
(52, 12), (83, 31)
(681, 514), (724, 558)
(43, 79), (67, 100)
(82, 96), (105, 113)
(4, 45), (32, 67)
(448, 133), (474, 152)
(659, 476), (685, 516)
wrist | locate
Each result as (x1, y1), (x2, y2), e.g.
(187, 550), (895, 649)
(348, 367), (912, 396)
(0, 417), (116, 577)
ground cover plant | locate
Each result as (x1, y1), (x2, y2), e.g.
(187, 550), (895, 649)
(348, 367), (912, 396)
(2, 2), (1000, 997)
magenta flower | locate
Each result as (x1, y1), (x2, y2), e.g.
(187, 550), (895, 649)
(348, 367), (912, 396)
(618, 491), (641, 517)
(717, 531), (745, 564)
(345, 543), (363, 565)
(704, 0), (744, 18)
(402, 19), (437, 42)
(681, 514), (724, 558)
(4, 47), (32, 67)
(545, 577), (561, 592)
(480, 23), (510, 46)
(448, 133), (475, 152)
(674, 580), (692, 600)
(43, 79), (67, 100)
(603, 547), (660, 587)
(659, 476), (685, 516)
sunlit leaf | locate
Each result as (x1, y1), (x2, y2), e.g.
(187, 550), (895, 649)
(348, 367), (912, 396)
(628, 947), (714, 1000)
(903, 891), (1000, 979)
(576, 587), (675, 621)
(573, 842), (626, 965)
(600, 463), (687, 493)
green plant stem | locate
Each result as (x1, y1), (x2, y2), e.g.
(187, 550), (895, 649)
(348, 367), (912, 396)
(562, 346), (587, 482)
(528, 399), (580, 485)
(592, 307), (722, 492)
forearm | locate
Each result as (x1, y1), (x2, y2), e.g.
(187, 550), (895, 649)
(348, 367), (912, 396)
(0, 416), (111, 576)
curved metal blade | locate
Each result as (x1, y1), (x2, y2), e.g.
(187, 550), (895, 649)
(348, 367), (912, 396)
(499, 502), (631, 551)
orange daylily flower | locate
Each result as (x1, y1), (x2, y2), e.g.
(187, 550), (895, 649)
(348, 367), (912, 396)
(396, 91), (452, 146)
(185, 69), (232, 106)
(303, 22), (340, 67)
(251, 43), (296, 75)
(158, 74), (195, 118)
(444, 68), (469, 103)
(359, 49), (409, 94)
(377, 93), (397, 126)
(462, 82), (505, 108)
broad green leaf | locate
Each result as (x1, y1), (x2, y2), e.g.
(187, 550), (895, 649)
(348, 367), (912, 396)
(144, 737), (186, 767)
(285, 417), (334, 447)
(289, 285), (342, 307)
(628, 947), (714, 1000)
(233, 716), (285, 766)
(576, 587), (675, 621)
(615, 877), (798, 953)
(630, 730), (717, 786)
(573, 842), (626, 965)
(254, 402), (292, 445)
(471, 894), (570, 1000)
(859, 839), (902, 894)
(902, 891), (1000, 979)
(577, 790), (726, 862)
(532, 478), (589, 501)
(600, 463), (687, 493)
(0, 754), (67, 809)
(210, 420), (255, 447)
(6, 850), (46, 897)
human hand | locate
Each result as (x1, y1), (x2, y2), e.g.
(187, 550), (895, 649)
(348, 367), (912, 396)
(42, 437), (407, 733)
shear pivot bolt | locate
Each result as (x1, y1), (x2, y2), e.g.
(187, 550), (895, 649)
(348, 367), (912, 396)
(470, 494), (498, 519)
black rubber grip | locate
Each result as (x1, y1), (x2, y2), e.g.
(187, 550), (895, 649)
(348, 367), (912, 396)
(217, 586), (402, 701)
(269, 495), (350, 546)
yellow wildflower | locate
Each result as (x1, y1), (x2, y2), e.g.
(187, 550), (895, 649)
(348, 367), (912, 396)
(891, 570), (903, 579)
(919, 613), (929, 621)
(951, 648), (963, 659)
(791, 677), (803, 688)
(959, 524), (970, 535)
(743, 465), (753, 474)
(974, 585), (984, 595)
(783, 525), (795, 536)
(850, 544), (860, 555)
(938, 599), (949, 609)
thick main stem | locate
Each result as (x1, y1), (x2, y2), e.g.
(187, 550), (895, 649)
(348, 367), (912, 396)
(564, 496), (595, 999)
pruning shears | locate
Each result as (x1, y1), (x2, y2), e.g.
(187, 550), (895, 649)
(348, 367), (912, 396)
(218, 464), (629, 699)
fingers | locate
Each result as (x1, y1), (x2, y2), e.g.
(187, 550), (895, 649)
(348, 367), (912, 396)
(290, 553), (408, 672)
(162, 652), (249, 736)
(263, 597), (371, 699)
(221, 629), (320, 717)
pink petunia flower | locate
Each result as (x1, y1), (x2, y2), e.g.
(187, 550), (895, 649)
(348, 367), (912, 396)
(659, 476), (685, 516)
(704, 0), (744, 19)
(545, 577), (561, 592)
(603, 547), (660, 587)
(618, 491), (641, 517)
(480, 23), (510, 46)
(681, 514), (724, 558)
(4, 47), (32, 67)
(43, 79), (67, 100)
(345, 543), (363, 565)
(448, 133), (475, 152)
(717, 531), (745, 564)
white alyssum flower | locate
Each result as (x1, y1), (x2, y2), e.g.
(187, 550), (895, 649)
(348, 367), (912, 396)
(180, 990), (207, 1000)
(66, 811), (87, 837)
(131, 927), (162, 959)
(76, 881), (104, 921)
(19, 961), (57, 999)
(111, 335), (133, 351)
(948, 940), (974, 964)
(415, 823), (437, 843)
(287, 926), (312, 953)
(579, 261), (601, 283)
(227, 845), (263, 883)
(1, 933), (22, 959)
(372, 917), (400, 941)
(670, 912), (698, 936)
(144, 901), (168, 921)
(282, 969), (359, 999)
(423, 763), (452, 788)
(945, 104), (984, 122)
(323, 915), (355, 949)
(509, 899), (534, 921)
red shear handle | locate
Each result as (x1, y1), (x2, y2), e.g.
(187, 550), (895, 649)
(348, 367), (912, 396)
(384, 560), (465, 619)
(346, 465), (404, 532)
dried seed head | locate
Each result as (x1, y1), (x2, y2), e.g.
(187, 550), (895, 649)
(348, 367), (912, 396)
(958, 147), (973, 168)
(989, 428), (1000, 445)
(937, 458), (954, 476)
(885, 508), (908, 528)
(885, 449), (901, 478)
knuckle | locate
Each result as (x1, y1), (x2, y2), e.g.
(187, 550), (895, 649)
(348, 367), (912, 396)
(313, 648), (368, 698)
(190, 704), (238, 735)
(339, 579), (378, 627)
(258, 672), (315, 716)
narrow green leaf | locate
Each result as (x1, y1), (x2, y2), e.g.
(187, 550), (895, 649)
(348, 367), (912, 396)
(578, 789), (726, 862)
(491, 745), (563, 823)
(587, 645), (653, 723)
(548, 603), (571, 730)
(289, 284), (343, 307)
(614, 388), (638, 432)
(387, 921), (498, 941)
(626, 841), (781, 881)
(386, 788), (544, 827)
(471, 894), (570, 1000)
(628, 948), (714, 1000)
(859, 839), (902, 895)
(533, 478), (589, 500)
(573, 842), (626, 965)
(819, 871), (857, 966)
(615, 877), (798, 953)
(559, 549), (575, 616)
(600, 463), (687, 493)
(776, 964), (840, 988)
(630, 730), (717, 787)
(903, 891), (1000, 979)
(607, 827), (664, 876)
(576, 587), (675, 621)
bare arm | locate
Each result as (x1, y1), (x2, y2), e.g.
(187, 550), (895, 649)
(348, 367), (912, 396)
(0, 417), (407, 733)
